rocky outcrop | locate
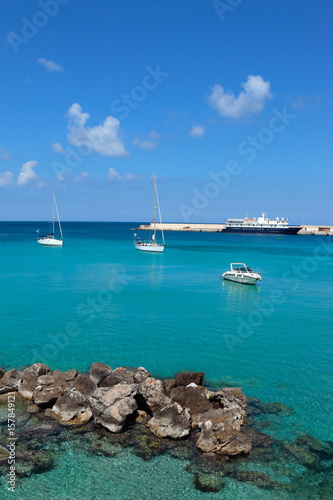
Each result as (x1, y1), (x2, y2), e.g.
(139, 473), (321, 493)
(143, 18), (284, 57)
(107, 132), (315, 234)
(146, 402), (191, 438)
(138, 377), (171, 413)
(100, 367), (135, 388)
(18, 363), (51, 400)
(170, 385), (212, 428)
(89, 362), (112, 386)
(89, 383), (138, 432)
(0, 369), (22, 394)
(175, 372), (205, 387)
(52, 388), (92, 426)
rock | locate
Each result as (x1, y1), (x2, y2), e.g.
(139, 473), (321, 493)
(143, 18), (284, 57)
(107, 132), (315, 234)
(295, 434), (333, 459)
(85, 433), (122, 457)
(138, 377), (171, 413)
(132, 431), (167, 461)
(52, 388), (92, 426)
(135, 410), (150, 423)
(175, 372), (205, 387)
(164, 379), (176, 394)
(0, 368), (5, 379)
(133, 367), (150, 384)
(18, 363), (51, 400)
(253, 401), (294, 416)
(146, 402), (191, 439)
(57, 369), (78, 381)
(33, 378), (70, 405)
(208, 387), (247, 421)
(170, 386), (212, 427)
(0, 369), (22, 394)
(232, 470), (280, 489)
(26, 404), (40, 414)
(100, 367), (135, 387)
(194, 472), (225, 493)
(89, 362), (112, 385)
(89, 383), (138, 432)
(20, 422), (60, 440)
(73, 374), (97, 397)
(197, 410), (251, 455)
(281, 442), (323, 471)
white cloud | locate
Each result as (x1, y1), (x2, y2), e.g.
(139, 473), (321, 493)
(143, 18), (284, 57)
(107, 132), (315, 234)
(66, 103), (127, 157)
(38, 58), (64, 73)
(0, 147), (11, 160)
(107, 168), (140, 182)
(51, 142), (67, 155)
(74, 171), (89, 183)
(208, 75), (272, 118)
(189, 125), (205, 137)
(0, 171), (13, 187)
(17, 160), (39, 186)
(132, 131), (159, 151)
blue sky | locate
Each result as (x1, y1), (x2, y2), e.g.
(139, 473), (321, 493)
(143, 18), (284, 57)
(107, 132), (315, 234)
(1, 0), (332, 223)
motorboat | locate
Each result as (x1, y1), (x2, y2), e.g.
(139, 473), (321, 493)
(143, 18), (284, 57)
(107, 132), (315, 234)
(222, 263), (261, 285)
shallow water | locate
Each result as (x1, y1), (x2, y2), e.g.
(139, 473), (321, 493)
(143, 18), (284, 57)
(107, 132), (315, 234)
(1, 222), (332, 498)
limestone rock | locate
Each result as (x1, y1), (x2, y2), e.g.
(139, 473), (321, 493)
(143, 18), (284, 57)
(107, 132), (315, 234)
(73, 374), (97, 397)
(89, 362), (112, 385)
(146, 402), (191, 439)
(89, 383), (138, 432)
(170, 385), (212, 427)
(0, 369), (22, 394)
(100, 367), (134, 387)
(164, 379), (176, 394)
(138, 377), (171, 413)
(175, 372), (205, 387)
(52, 388), (92, 426)
(0, 368), (5, 379)
(18, 363), (51, 400)
(133, 367), (150, 384)
(33, 374), (70, 405)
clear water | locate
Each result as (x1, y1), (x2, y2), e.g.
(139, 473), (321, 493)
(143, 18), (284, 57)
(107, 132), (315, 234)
(1, 222), (332, 498)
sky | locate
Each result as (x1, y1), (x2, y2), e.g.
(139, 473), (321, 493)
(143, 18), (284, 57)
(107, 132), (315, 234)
(0, 0), (332, 224)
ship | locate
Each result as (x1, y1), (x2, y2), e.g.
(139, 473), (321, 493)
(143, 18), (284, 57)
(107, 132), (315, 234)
(223, 213), (301, 234)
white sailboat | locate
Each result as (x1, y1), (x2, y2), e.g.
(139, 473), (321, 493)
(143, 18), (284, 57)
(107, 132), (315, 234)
(37, 189), (63, 247)
(134, 174), (165, 253)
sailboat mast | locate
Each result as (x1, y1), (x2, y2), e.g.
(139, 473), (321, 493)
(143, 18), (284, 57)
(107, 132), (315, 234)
(153, 173), (156, 242)
(52, 189), (55, 238)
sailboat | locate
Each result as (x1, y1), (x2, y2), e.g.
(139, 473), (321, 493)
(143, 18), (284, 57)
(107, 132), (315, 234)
(134, 174), (165, 253)
(37, 189), (63, 247)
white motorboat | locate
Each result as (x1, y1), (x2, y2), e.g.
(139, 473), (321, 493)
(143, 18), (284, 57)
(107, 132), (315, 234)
(37, 189), (63, 247)
(134, 173), (165, 253)
(222, 263), (261, 285)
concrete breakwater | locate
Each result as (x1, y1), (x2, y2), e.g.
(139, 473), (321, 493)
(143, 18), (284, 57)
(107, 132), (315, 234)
(1, 364), (333, 494)
(134, 223), (333, 235)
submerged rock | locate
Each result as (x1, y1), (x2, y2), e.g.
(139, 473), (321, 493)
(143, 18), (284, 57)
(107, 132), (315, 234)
(0, 369), (22, 394)
(232, 470), (281, 490)
(146, 402), (191, 439)
(52, 388), (92, 426)
(194, 472), (225, 493)
(89, 383), (138, 432)
(295, 434), (333, 459)
(281, 442), (323, 471)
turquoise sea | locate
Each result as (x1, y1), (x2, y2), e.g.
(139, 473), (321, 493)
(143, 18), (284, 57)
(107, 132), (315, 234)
(1, 222), (333, 499)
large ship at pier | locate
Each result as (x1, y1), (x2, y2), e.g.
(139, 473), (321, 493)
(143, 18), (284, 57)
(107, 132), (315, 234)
(223, 213), (301, 234)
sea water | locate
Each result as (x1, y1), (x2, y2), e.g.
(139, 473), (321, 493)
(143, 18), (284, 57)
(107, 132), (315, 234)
(0, 222), (332, 498)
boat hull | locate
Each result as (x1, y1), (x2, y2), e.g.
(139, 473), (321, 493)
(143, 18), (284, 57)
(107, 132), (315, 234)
(135, 243), (164, 253)
(223, 226), (301, 234)
(222, 273), (260, 285)
(38, 238), (63, 247)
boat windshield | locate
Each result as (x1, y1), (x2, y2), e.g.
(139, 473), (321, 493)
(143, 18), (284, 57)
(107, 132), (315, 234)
(233, 266), (252, 272)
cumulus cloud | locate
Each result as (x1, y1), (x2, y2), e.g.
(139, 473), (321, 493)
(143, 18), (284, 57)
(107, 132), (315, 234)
(208, 75), (272, 118)
(66, 103), (127, 157)
(132, 131), (159, 151)
(189, 125), (205, 137)
(51, 142), (67, 155)
(0, 147), (11, 160)
(38, 58), (64, 73)
(0, 171), (13, 187)
(74, 171), (89, 183)
(17, 160), (39, 186)
(107, 168), (140, 182)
